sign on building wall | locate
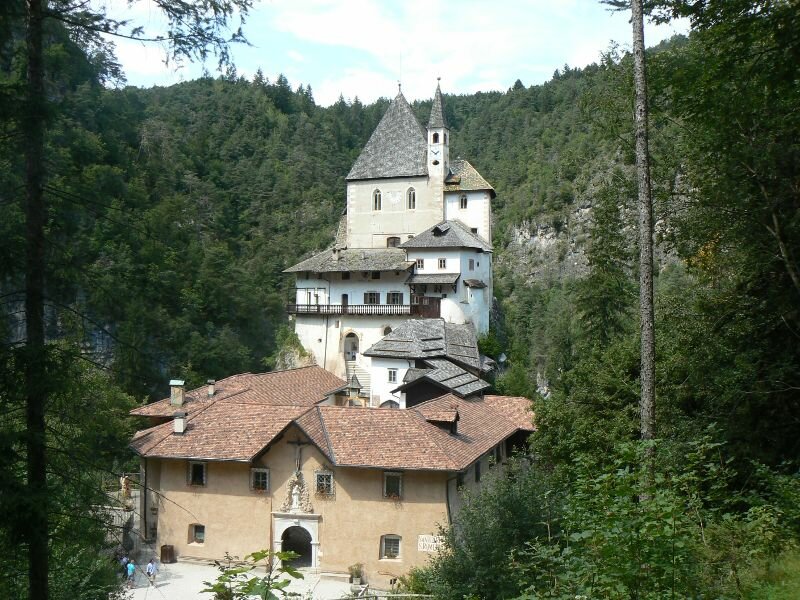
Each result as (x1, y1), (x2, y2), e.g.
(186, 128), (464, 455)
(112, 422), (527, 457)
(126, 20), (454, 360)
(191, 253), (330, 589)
(417, 534), (444, 552)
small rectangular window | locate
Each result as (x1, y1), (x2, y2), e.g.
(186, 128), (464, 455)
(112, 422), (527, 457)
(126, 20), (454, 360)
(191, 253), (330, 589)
(316, 471), (334, 495)
(388, 369), (397, 384)
(469, 259), (475, 271)
(341, 272), (350, 280)
(190, 523), (205, 544)
(384, 472), (402, 498)
(471, 227), (478, 234)
(386, 292), (404, 305)
(416, 258), (424, 270)
(364, 292), (380, 305)
(251, 468), (269, 492)
(188, 461), (206, 486)
(381, 535), (401, 559)
(371, 271), (381, 280)
(475, 459), (481, 483)
(438, 258), (446, 269)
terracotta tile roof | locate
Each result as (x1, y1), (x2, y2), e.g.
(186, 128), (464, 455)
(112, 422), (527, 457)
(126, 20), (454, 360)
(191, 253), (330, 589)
(310, 406), (460, 470)
(130, 367), (533, 472)
(130, 366), (344, 418)
(131, 403), (311, 462)
(303, 393), (535, 471)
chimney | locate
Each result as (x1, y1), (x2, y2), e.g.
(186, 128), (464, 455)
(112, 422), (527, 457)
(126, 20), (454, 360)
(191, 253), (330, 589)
(207, 379), (216, 398)
(173, 410), (188, 434)
(169, 379), (185, 406)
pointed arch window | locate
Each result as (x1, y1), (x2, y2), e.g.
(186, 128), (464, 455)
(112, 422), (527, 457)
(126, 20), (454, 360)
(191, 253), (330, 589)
(432, 132), (439, 143)
(407, 188), (416, 210)
(373, 189), (382, 211)
(460, 194), (468, 210)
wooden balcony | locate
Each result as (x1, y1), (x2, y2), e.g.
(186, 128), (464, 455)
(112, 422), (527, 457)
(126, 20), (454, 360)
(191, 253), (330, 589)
(288, 303), (419, 316)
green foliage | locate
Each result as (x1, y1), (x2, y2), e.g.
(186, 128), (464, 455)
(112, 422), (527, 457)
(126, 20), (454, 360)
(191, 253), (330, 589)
(202, 550), (303, 600)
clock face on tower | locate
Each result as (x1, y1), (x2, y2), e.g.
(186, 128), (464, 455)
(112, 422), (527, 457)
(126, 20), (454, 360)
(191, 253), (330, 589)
(431, 149), (440, 156)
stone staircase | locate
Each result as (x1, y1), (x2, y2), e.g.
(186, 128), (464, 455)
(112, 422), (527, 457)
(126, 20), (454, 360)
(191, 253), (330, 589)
(345, 360), (371, 403)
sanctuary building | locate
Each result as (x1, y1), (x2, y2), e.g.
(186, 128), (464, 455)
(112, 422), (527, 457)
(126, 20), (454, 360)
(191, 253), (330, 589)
(130, 84), (534, 589)
(285, 83), (496, 406)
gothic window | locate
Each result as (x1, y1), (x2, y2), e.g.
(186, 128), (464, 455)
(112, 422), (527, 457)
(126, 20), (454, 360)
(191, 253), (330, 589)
(407, 188), (416, 210)
(432, 132), (439, 143)
(387, 236), (400, 248)
(373, 189), (382, 210)
(460, 194), (468, 209)
(444, 133), (448, 143)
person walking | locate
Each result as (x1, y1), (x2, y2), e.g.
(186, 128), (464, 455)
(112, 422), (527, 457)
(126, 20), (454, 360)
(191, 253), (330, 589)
(120, 555), (129, 579)
(146, 558), (157, 585)
(126, 559), (136, 589)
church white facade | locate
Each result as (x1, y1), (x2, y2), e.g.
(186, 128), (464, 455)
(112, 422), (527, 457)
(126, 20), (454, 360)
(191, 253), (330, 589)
(285, 83), (496, 406)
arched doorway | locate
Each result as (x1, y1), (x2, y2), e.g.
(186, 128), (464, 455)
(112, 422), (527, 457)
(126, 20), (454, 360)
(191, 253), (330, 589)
(281, 526), (312, 568)
(344, 332), (359, 361)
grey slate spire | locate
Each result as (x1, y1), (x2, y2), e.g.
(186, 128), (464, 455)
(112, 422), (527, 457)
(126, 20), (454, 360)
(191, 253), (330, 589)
(427, 80), (448, 129)
(346, 91), (428, 181)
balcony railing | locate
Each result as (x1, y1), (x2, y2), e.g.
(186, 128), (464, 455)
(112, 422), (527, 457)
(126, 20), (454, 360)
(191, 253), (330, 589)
(288, 303), (419, 316)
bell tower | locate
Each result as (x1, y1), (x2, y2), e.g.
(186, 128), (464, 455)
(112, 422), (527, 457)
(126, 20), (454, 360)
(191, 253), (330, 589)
(427, 79), (449, 183)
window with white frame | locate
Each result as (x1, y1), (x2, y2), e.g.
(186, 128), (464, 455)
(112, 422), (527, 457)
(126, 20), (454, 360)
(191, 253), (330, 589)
(386, 292), (404, 305)
(407, 188), (416, 210)
(416, 258), (424, 270)
(373, 189), (382, 210)
(383, 472), (402, 498)
(380, 534), (401, 559)
(459, 194), (468, 209)
(438, 258), (446, 269)
(188, 461), (206, 486)
(316, 470), (334, 495)
(387, 369), (398, 384)
(364, 292), (380, 305)
(189, 523), (205, 544)
(250, 467), (269, 492)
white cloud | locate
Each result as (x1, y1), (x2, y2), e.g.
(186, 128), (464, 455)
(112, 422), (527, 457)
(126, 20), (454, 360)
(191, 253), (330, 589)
(287, 49), (306, 63)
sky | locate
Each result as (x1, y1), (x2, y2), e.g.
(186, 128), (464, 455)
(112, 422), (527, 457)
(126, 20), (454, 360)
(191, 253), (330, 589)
(101, 0), (688, 107)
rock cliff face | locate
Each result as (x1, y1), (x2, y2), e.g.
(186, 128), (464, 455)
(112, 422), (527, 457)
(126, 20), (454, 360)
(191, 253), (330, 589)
(499, 204), (592, 285)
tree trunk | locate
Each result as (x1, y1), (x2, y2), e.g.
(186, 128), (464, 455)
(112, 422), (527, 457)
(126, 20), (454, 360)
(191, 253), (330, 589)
(24, 0), (49, 597)
(631, 0), (656, 452)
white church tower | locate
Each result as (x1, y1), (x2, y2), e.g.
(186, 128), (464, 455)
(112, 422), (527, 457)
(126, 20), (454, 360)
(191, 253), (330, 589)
(285, 83), (496, 407)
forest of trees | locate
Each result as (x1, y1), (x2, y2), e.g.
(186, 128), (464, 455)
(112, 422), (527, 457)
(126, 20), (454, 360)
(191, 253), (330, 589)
(2, 0), (799, 598)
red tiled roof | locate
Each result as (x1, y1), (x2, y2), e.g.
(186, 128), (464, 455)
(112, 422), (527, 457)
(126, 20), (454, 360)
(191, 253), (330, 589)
(131, 403), (312, 462)
(130, 366), (534, 471)
(130, 366), (344, 417)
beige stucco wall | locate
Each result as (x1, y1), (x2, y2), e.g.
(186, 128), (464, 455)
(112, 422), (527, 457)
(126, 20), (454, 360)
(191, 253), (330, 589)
(346, 177), (443, 248)
(151, 424), (449, 587)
